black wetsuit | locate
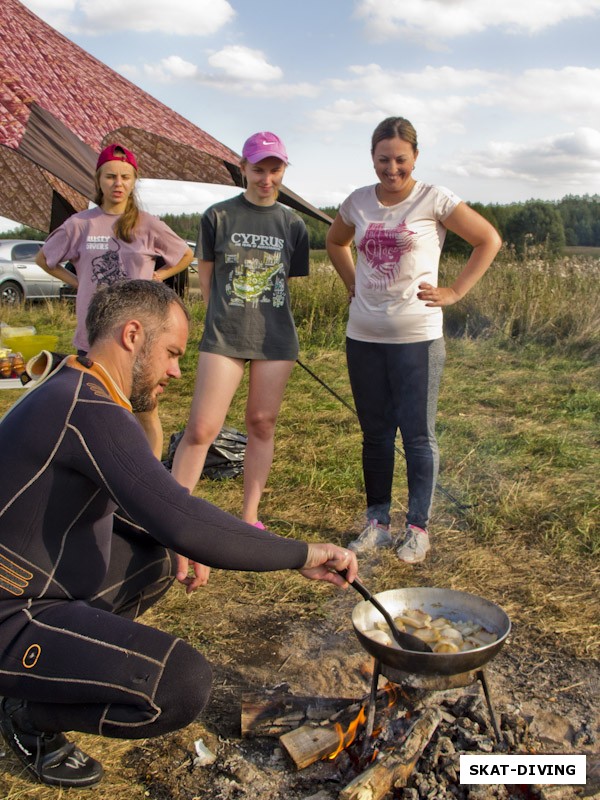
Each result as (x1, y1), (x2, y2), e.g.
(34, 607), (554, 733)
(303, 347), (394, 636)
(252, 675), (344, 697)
(0, 357), (307, 739)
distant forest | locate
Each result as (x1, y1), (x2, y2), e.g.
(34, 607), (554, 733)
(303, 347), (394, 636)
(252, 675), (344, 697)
(3, 195), (599, 258)
(162, 195), (600, 257)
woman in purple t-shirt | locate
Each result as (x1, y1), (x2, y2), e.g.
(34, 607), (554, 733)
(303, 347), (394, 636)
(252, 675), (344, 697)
(36, 143), (193, 457)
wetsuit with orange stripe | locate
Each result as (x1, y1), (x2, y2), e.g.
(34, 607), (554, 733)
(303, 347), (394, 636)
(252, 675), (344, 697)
(0, 357), (307, 739)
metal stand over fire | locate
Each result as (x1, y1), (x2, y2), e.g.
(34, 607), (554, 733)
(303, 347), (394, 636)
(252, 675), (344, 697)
(364, 659), (503, 744)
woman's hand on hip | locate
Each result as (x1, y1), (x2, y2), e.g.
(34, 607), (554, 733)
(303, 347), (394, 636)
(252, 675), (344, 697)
(417, 282), (461, 307)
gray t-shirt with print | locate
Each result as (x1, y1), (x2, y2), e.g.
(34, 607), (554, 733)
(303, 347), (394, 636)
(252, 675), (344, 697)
(198, 194), (309, 360)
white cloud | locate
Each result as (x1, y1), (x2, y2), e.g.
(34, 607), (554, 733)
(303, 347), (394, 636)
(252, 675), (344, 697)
(21, 0), (77, 32)
(339, 63), (499, 91)
(310, 99), (384, 132)
(208, 46), (282, 82)
(22, 0), (235, 35)
(78, 0), (235, 35)
(136, 45), (319, 98)
(444, 127), (600, 189)
(117, 63), (141, 80)
(211, 80), (318, 99)
(313, 63), (600, 145)
(355, 0), (600, 42)
(310, 94), (468, 139)
(24, 0), (75, 11)
(326, 64), (500, 118)
(312, 64), (499, 136)
(143, 56), (198, 83)
(199, 46), (318, 97)
(481, 68), (600, 123)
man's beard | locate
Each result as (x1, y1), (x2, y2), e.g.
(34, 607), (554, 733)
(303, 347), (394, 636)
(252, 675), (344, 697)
(130, 341), (157, 413)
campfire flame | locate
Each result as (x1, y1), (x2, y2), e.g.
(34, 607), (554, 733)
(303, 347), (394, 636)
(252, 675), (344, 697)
(327, 706), (366, 760)
(384, 683), (398, 708)
(326, 682), (399, 761)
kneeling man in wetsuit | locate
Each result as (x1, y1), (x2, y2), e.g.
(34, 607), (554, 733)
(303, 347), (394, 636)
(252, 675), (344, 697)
(0, 279), (357, 788)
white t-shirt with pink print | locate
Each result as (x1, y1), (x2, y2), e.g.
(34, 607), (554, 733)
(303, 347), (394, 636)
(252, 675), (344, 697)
(43, 207), (189, 351)
(339, 181), (461, 344)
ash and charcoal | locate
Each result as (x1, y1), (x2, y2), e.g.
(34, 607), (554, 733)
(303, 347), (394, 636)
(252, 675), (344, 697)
(327, 688), (538, 799)
(393, 694), (532, 799)
(125, 679), (595, 800)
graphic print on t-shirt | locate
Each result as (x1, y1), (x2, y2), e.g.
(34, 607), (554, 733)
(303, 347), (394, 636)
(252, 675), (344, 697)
(226, 252), (285, 307)
(90, 238), (127, 286)
(358, 220), (415, 289)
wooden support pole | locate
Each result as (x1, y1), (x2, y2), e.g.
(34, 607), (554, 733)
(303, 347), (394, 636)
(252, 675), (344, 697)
(339, 707), (442, 800)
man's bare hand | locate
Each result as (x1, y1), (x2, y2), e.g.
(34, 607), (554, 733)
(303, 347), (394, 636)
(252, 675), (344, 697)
(299, 543), (358, 587)
(176, 554), (211, 594)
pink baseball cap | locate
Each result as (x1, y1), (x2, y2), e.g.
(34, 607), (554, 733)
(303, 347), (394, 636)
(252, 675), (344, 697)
(242, 132), (288, 164)
(96, 143), (138, 172)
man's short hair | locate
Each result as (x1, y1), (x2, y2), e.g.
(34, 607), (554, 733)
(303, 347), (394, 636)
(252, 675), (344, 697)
(86, 280), (190, 347)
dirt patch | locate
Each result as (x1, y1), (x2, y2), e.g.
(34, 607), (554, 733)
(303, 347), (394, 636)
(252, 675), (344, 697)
(121, 585), (599, 800)
(1, 580), (598, 799)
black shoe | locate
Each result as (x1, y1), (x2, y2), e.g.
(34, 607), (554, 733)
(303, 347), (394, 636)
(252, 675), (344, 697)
(0, 698), (104, 788)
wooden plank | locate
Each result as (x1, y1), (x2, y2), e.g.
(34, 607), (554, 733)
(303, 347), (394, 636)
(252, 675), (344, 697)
(279, 724), (342, 770)
(241, 692), (360, 737)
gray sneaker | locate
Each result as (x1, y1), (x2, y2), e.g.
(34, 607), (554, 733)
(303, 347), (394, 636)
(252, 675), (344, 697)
(396, 525), (431, 564)
(348, 520), (393, 554)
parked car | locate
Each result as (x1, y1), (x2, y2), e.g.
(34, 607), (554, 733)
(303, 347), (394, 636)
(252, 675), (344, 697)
(154, 243), (198, 298)
(0, 240), (68, 305)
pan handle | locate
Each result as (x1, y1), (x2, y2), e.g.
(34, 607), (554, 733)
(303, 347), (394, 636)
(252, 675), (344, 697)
(337, 569), (373, 602)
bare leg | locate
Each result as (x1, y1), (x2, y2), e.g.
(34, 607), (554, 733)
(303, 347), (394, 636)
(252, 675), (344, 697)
(171, 352), (245, 493)
(135, 406), (163, 460)
(170, 353), (245, 589)
(242, 360), (295, 524)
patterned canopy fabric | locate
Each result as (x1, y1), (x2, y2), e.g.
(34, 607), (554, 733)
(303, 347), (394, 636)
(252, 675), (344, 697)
(0, 0), (330, 232)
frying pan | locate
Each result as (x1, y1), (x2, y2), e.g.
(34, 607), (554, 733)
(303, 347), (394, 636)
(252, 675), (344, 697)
(338, 570), (432, 652)
(352, 587), (510, 677)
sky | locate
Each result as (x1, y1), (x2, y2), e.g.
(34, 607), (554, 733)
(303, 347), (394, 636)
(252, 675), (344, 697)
(3, 0), (600, 232)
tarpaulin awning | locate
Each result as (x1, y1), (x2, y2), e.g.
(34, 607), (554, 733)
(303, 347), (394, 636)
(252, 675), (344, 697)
(0, 0), (332, 232)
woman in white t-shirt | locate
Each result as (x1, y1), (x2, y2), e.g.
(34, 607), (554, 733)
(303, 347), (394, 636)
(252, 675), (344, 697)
(36, 143), (193, 457)
(326, 117), (502, 564)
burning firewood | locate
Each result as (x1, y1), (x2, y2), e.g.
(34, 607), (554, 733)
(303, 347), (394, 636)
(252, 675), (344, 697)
(279, 724), (344, 770)
(241, 692), (361, 737)
(339, 707), (442, 800)
(241, 687), (397, 738)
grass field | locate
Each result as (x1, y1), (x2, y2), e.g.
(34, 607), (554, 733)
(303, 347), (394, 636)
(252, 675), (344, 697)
(0, 248), (598, 798)
(1, 248), (598, 614)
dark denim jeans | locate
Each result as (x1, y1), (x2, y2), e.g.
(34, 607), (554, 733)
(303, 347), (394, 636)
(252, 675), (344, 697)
(346, 336), (446, 530)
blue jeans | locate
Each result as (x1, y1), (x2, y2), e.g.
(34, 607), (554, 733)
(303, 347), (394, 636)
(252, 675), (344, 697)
(346, 337), (446, 530)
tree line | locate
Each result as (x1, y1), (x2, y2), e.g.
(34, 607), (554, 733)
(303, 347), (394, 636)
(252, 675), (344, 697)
(295, 195), (600, 258)
(3, 195), (598, 258)
(443, 195), (600, 258)
(159, 195), (600, 258)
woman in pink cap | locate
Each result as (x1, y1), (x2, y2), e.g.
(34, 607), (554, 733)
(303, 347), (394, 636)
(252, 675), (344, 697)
(171, 131), (309, 588)
(36, 143), (194, 457)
